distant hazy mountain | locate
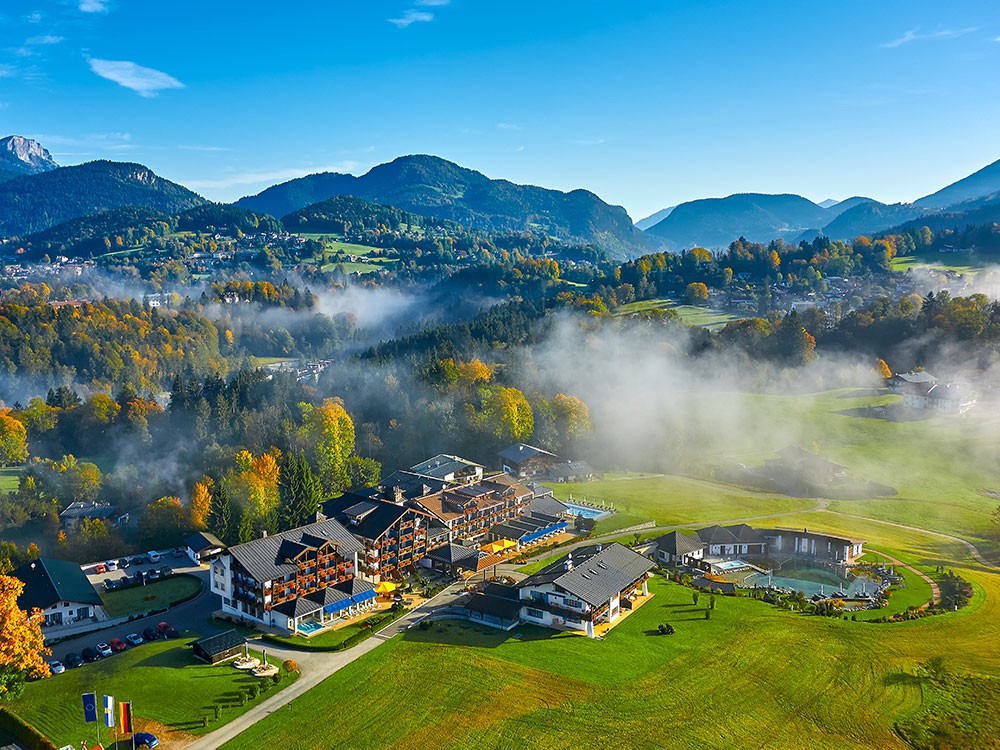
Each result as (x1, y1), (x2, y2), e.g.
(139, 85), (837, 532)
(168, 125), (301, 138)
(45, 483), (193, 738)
(646, 193), (831, 249)
(0, 160), (207, 237)
(915, 158), (1000, 209)
(238, 154), (646, 258)
(635, 206), (675, 231)
(0, 136), (58, 179)
(816, 201), (926, 241)
(824, 196), (875, 218)
(817, 198), (840, 209)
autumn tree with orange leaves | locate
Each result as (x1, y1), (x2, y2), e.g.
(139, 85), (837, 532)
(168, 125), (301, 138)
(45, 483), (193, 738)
(0, 575), (50, 700)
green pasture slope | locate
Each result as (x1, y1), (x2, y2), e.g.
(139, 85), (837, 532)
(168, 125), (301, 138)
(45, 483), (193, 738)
(8, 638), (296, 748)
(616, 298), (743, 329)
(222, 559), (1000, 750)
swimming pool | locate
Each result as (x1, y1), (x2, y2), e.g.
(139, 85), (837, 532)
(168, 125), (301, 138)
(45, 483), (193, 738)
(714, 559), (751, 571)
(297, 620), (324, 634)
(744, 572), (870, 599)
(564, 502), (611, 519)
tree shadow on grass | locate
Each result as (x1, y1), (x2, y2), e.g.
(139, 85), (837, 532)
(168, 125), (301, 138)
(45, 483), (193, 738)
(835, 405), (932, 423)
(837, 389), (885, 399)
(885, 671), (922, 687)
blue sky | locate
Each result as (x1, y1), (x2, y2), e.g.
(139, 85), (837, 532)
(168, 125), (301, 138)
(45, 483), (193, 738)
(1, 1), (999, 220)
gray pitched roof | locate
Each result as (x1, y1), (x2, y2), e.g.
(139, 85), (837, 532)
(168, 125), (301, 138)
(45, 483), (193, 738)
(227, 518), (364, 583)
(695, 525), (740, 546)
(272, 597), (322, 618)
(654, 531), (704, 557)
(518, 543), (653, 608)
(497, 443), (558, 464)
(409, 454), (483, 480)
(528, 495), (569, 517)
(13, 558), (103, 609)
(192, 629), (245, 656)
(184, 531), (225, 552)
(322, 495), (419, 542)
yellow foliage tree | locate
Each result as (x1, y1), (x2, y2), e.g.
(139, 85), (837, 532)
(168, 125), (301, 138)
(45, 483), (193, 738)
(0, 575), (50, 699)
(190, 476), (214, 531)
(876, 359), (892, 380)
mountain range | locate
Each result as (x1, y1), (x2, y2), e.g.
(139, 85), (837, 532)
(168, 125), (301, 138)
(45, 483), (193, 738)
(0, 134), (1000, 257)
(237, 154), (647, 257)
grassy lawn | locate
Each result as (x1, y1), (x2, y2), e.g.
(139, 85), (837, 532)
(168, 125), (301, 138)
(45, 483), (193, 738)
(0, 466), (21, 492)
(248, 356), (295, 368)
(546, 474), (815, 528)
(100, 575), (202, 618)
(9, 637), (296, 748)
(890, 253), (984, 273)
(616, 298), (744, 329)
(851, 551), (935, 621)
(221, 563), (1000, 750)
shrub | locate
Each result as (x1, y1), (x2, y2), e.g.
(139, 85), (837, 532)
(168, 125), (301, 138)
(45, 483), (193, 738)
(272, 673), (281, 686)
(213, 705), (222, 720)
(282, 659), (299, 674)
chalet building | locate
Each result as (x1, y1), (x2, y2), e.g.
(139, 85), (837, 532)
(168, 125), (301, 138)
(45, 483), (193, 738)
(888, 371), (977, 414)
(184, 531), (226, 564)
(653, 524), (866, 567)
(760, 528), (865, 563)
(409, 454), (484, 484)
(462, 583), (524, 631)
(192, 630), (245, 664)
(497, 443), (560, 478)
(12, 558), (106, 628)
(357, 470), (449, 504)
(547, 460), (595, 483)
(319, 494), (435, 582)
(420, 543), (505, 577)
(411, 478), (531, 544)
(210, 519), (367, 634)
(653, 531), (705, 566)
(59, 501), (126, 530)
(516, 543), (654, 638)
(696, 524), (768, 557)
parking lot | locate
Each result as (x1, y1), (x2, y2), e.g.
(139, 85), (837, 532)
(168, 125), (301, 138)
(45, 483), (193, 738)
(82, 548), (200, 591)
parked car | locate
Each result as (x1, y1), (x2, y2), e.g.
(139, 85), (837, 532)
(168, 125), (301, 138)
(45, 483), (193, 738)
(118, 557), (131, 569)
(158, 565), (173, 577)
(48, 660), (65, 675)
(131, 571), (145, 585)
(146, 550), (162, 564)
(82, 647), (99, 662)
(125, 633), (144, 647)
(94, 563), (107, 574)
(109, 638), (127, 653)
(147, 569), (161, 581)
(131, 555), (145, 566)
(96, 642), (112, 657)
(64, 652), (84, 668)
(133, 732), (159, 749)
(103, 578), (116, 591)
(142, 627), (160, 642)
(105, 560), (118, 571)
(157, 622), (177, 639)
(172, 547), (185, 558)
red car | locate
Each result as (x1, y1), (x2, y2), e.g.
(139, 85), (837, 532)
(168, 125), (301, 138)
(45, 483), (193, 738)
(95, 563), (107, 574)
(109, 638), (127, 653)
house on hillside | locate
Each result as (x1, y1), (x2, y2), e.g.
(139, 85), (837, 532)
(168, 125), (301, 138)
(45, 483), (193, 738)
(695, 524), (768, 557)
(497, 443), (560, 478)
(547, 460), (595, 483)
(888, 371), (977, 414)
(420, 543), (505, 578)
(11, 558), (106, 628)
(192, 630), (245, 664)
(760, 528), (865, 563)
(209, 518), (371, 634)
(59, 501), (126, 530)
(516, 543), (653, 638)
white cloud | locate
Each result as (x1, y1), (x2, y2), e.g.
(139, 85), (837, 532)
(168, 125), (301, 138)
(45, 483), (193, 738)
(79, 0), (108, 12)
(26, 11), (43, 24)
(26, 35), (64, 45)
(182, 161), (362, 191)
(881, 27), (978, 48)
(995, 36), (1000, 42)
(86, 57), (184, 97)
(497, 122), (521, 130)
(388, 10), (434, 28)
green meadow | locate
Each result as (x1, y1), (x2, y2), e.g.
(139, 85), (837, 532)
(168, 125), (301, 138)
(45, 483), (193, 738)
(9, 637), (296, 748)
(616, 298), (744, 329)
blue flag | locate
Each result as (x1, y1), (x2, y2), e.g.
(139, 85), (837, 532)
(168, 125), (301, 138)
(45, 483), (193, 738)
(103, 695), (115, 728)
(82, 692), (97, 723)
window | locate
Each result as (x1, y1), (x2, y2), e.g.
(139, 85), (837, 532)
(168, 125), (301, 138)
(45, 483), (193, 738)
(526, 608), (544, 619)
(564, 598), (583, 609)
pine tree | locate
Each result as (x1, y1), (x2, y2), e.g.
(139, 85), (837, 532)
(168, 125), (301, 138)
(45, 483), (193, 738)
(210, 483), (234, 544)
(237, 511), (254, 543)
(293, 455), (323, 525)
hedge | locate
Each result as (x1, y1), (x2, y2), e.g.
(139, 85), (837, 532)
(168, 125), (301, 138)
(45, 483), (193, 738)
(0, 708), (57, 750)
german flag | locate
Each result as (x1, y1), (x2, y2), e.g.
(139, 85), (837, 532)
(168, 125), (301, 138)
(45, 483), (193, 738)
(119, 702), (133, 734)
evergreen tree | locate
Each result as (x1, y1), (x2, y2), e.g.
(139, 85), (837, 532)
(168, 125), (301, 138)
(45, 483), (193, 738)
(209, 482), (234, 544)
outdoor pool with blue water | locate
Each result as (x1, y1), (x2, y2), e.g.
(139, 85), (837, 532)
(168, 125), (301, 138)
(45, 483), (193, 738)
(564, 502), (611, 519)
(297, 621), (323, 634)
(744, 572), (872, 598)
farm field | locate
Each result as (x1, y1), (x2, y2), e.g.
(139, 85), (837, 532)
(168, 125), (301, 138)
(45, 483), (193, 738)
(99, 574), (202, 618)
(890, 252), (985, 273)
(0, 465), (21, 492)
(220, 564), (1000, 750)
(8, 637), (296, 749)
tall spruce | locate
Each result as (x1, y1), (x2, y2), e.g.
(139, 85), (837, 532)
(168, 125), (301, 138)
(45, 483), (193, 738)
(278, 453), (323, 530)
(210, 482), (234, 544)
